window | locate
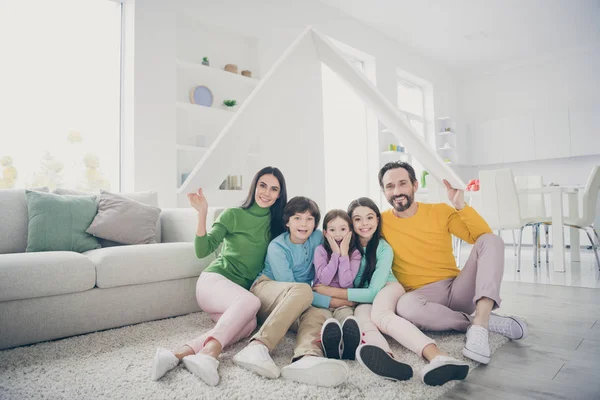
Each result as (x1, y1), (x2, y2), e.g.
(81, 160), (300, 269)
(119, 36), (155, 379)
(0, 0), (122, 192)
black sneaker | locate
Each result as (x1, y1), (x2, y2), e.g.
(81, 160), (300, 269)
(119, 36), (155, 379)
(320, 318), (343, 359)
(341, 316), (361, 360)
(356, 344), (413, 381)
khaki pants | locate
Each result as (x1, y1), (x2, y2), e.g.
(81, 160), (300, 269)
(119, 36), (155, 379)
(324, 306), (354, 325)
(251, 275), (323, 359)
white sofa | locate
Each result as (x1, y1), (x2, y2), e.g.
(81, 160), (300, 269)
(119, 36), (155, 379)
(0, 188), (223, 350)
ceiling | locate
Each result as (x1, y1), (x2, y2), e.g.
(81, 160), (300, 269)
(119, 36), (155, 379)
(319, 0), (600, 74)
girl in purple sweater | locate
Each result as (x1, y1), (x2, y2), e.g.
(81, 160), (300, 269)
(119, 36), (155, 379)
(313, 209), (362, 360)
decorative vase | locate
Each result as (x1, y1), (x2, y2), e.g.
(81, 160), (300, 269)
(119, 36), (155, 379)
(202, 59), (209, 66)
(241, 70), (252, 78)
(224, 64), (238, 74)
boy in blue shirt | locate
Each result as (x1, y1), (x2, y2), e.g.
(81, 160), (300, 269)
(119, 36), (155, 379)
(233, 196), (351, 387)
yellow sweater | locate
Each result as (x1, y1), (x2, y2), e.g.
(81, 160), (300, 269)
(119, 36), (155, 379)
(381, 203), (492, 291)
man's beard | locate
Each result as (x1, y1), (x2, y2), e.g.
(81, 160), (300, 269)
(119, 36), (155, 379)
(388, 192), (414, 212)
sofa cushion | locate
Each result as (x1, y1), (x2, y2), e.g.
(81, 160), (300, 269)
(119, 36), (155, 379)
(86, 242), (214, 289)
(86, 191), (161, 245)
(25, 191), (101, 253)
(0, 188), (48, 254)
(0, 251), (96, 301)
(53, 189), (162, 244)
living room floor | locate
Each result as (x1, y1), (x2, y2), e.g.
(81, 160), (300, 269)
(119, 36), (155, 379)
(443, 246), (600, 399)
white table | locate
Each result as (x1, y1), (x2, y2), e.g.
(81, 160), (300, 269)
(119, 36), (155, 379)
(518, 186), (581, 272)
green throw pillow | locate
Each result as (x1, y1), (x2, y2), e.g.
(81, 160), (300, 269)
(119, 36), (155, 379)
(25, 190), (101, 253)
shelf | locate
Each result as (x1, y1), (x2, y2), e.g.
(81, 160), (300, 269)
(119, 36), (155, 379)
(437, 147), (454, 151)
(436, 116), (451, 120)
(176, 101), (236, 118)
(176, 144), (209, 152)
(381, 151), (409, 156)
(437, 131), (454, 136)
(380, 128), (392, 133)
(176, 58), (259, 87)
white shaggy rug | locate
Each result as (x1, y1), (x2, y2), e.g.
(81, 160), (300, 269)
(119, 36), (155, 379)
(0, 312), (510, 400)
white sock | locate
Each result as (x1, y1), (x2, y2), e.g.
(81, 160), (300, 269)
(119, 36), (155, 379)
(151, 348), (180, 381)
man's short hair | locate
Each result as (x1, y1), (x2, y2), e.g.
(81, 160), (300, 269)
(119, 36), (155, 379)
(378, 161), (418, 187)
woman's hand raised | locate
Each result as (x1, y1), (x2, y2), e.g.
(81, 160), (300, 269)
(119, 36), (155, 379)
(187, 188), (209, 217)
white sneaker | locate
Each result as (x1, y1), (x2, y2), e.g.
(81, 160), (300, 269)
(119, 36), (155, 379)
(150, 347), (179, 381)
(182, 353), (220, 386)
(233, 343), (280, 379)
(488, 314), (528, 340)
(462, 325), (491, 364)
(320, 318), (343, 359)
(421, 355), (469, 386)
(281, 356), (348, 387)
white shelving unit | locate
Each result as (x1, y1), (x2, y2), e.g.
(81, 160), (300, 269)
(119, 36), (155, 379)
(175, 14), (261, 206)
(435, 117), (457, 164)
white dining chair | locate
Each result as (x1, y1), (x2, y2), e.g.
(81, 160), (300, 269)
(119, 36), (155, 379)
(520, 166), (600, 270)
(514, 175), (551, 265)
(478, 169), (533, 272)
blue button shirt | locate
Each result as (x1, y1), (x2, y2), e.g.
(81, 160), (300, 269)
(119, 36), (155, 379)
(261, 230), (330, 308)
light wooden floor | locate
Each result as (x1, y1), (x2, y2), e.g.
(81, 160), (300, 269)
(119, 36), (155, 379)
(442, 247), (600, 399)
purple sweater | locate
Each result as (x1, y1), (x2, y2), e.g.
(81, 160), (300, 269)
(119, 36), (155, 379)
(312, 244), (362, 288)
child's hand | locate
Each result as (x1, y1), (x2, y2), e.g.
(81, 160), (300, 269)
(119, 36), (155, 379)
(313, 284), (332, 296)
(339, 232), (352, 256)
(325, 232), (341, 254)
(330, 298), (356, 308)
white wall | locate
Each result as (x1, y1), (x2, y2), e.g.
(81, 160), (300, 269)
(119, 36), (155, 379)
(122, 0), (177, 207)
(457, 45), (600, 169)
(128, 0), (458, 207)
(456, 46), (600, 244)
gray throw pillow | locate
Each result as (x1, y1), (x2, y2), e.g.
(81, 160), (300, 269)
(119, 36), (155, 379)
(86, 190), (161, 245)
(53, 188), (162, 245)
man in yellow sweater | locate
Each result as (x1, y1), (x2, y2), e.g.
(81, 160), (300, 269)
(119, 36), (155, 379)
(378, 161), (527, 365)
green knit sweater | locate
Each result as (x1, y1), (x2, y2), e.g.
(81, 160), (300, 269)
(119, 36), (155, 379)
(195, 202), (271, 289)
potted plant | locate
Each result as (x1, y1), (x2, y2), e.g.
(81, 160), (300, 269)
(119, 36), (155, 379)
(221, 99), (237, 111)
(202, 57), (209, 66)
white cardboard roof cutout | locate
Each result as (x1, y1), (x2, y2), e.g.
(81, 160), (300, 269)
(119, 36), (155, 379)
(177, 26), (465, 195)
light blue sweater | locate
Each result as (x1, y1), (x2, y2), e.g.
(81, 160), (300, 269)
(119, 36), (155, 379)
(260, 230), (330, 308)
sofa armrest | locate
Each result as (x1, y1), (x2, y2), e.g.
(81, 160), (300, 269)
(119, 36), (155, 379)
(160, 207), (225, 243)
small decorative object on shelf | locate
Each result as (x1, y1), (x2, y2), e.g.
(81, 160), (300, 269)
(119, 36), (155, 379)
(190, 85), (213, 107)
(421, 170), (429, 188)
(444, 127), (452, 132)
(221, 99), (237, 110)
(388, 144), (397, 151)
(241, 70), (252, 78)
(202, 57), (209, 66)
(181, 173), (190, 186)
(224, 64), (238, 74)
(219, 174), (243, 190)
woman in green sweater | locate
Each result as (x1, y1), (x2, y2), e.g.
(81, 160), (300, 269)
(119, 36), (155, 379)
(151, 166), (287, 386)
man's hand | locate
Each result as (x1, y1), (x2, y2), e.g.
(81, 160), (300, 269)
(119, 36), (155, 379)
(443, 179), (466, 210)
